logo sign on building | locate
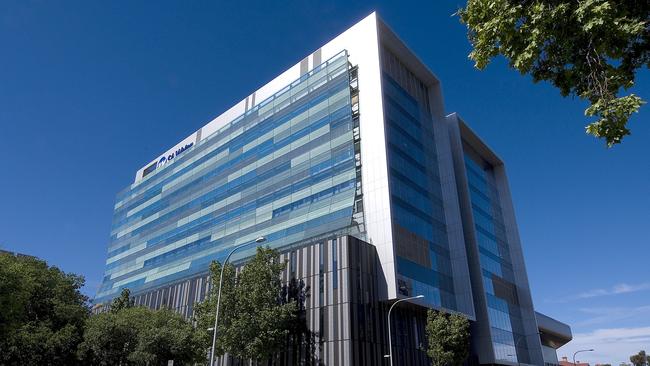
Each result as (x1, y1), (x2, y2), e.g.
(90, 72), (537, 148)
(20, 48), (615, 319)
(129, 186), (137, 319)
(138, 132), (199, 181)
(156, 142), (194, 168)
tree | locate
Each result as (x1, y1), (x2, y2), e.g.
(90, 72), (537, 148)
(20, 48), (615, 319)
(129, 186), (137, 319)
(79, 300), (204, 366)
(111, 288), (134, 313)
(77, 308), (140, 366)
(0, 252), (89, 366)
(425, 310), (470, 366)
(458, 0), (649, 147)
(630, 350), (649, 366)
(194, 247), (299, 363)
(128, 307), (204, 366)
(280, 278), (319, 363)
(193, 258), (237, 357)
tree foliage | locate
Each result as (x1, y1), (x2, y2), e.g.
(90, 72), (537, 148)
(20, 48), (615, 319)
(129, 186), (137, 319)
(194, 257), (237, 357)
(459, 0), (649, 146)
(0, 252), (89, 366)
(630, 350), (649, 366)
(194, 247), (300, 362)
(77, 307), (140, 366)
(280, 278), (319, 364)
(425, 310), (470, 366)
(110, 288), (134, 313)
(79, 296), (204, 366)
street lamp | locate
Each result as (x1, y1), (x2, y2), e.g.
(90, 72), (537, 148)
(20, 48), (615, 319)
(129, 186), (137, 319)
(208, 236), (267, 366)
(384, 295), (424, 366)
(573, 349), (594, 366)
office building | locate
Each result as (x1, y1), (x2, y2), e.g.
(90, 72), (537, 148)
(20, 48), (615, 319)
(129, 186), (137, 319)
(95, 12), (571, 365)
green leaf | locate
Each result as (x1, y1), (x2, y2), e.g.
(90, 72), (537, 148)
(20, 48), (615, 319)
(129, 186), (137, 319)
(459, 0), (648, 146)
(426, 310), (470, 366)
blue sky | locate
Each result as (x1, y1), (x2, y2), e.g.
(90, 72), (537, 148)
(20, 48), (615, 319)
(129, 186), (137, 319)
(1, 1), (648, 364)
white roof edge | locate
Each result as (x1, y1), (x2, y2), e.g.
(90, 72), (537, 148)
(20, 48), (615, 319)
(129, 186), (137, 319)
(132, 11), (379, 184)
(446, 112), (504, 166)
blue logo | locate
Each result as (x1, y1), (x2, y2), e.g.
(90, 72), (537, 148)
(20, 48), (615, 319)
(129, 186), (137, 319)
(157, 142), (194, 168)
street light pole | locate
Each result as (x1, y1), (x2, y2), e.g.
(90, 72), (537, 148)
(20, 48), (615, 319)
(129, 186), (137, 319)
(384, 295), (424, 366)
(208, 236), (266, 366)
(573, 349), (594, 366)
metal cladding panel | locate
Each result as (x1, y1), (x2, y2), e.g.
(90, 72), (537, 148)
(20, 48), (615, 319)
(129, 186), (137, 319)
(536, 312), (572, 343)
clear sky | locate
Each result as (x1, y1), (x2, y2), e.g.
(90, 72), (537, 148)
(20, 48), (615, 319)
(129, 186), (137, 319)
(1, 1), (648, 364)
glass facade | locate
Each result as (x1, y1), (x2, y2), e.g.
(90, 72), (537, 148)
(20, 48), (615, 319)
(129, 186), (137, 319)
(381, 48), (456, 310)
(96, 53), (359, 302)
(464, 153), (528, 364)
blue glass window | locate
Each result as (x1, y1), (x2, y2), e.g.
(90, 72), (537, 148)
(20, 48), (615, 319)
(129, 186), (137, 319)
(464, 152), (527, 362)
(382, 72), (454, 309)
(96, 52), (357, 303)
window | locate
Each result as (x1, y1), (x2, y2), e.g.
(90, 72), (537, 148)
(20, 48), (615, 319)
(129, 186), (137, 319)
(319, 242), (324, 274)
(142, 162), (157, 177)
(290, 251), (297, 278)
